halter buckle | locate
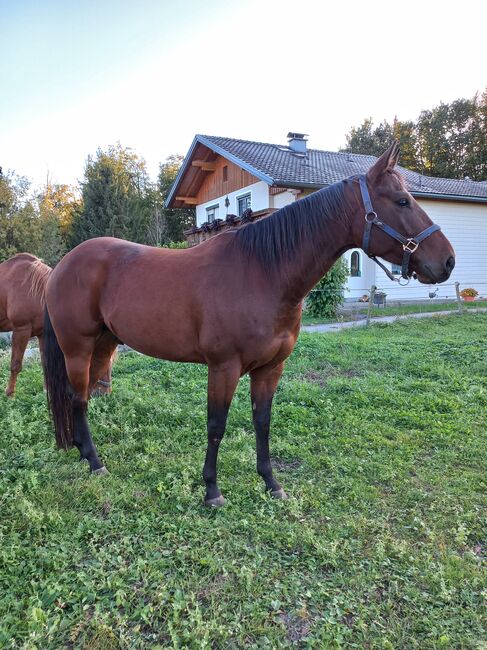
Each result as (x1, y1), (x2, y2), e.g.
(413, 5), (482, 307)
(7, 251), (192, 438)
(403, 239), (419, 253)
(365, 211), (377, 223)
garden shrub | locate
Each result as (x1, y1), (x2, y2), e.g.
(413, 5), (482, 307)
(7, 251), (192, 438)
(305, 257), (349, 318)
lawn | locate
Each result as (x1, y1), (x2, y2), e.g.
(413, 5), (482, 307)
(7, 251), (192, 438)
(0, 314), (486, 649)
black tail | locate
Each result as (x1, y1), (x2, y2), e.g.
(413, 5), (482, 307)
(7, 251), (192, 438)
(43, 307), (74, 450)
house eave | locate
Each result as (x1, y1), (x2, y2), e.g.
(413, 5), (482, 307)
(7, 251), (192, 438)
(166, 135), (275, 208)
(409, 191), (487, 204)
(165, 136), (200, 208)
(272, 181), (487, 204)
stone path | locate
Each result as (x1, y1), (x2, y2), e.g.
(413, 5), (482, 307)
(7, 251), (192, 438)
(301, 308), (487, 334)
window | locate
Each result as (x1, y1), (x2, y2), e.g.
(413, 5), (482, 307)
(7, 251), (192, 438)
(237, 193), (251, 216)
(391, 263), (402, 275)
(222, 165), (228, 182)
(350, 251), (361, 277)
(206, 204), (219, 222)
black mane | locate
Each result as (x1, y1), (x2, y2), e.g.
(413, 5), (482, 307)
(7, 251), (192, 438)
(232, 181), (349, 271)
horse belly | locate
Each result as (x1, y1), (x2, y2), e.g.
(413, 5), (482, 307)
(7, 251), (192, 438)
(104, 307), (205, 364)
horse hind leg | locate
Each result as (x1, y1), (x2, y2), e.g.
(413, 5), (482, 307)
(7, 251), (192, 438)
(6, 327), (31, 397)
(65, 349), (107, 474)
(89, 330), (119, 397)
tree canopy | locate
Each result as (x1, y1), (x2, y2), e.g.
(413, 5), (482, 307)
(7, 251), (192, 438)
(342, 89), (487, 180)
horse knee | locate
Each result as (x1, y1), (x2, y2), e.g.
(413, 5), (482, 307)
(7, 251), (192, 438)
(10, 360), (22, 374)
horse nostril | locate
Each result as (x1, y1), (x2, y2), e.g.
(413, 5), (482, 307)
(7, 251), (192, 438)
(445, 256), (455, 273)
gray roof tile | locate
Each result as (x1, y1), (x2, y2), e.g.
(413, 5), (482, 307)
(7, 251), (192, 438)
(201, 135), (487, 201)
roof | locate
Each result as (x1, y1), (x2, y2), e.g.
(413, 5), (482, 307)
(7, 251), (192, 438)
(166, 134), (487, 207)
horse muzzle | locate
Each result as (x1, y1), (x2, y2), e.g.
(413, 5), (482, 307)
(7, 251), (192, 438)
(416, 255), (455, 284)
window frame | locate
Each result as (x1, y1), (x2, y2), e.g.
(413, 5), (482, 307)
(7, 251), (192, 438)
(205, 203), (219, 223)
(350, 250), (362, 278)
(236, 192), (252, 217)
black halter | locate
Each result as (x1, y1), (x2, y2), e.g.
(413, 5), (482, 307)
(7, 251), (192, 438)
(359, 175), (441, 282)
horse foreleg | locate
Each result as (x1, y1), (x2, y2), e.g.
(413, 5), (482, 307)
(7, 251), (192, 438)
(65, 351), (106, 474)
(203, 362), (241, 507)
(250, 362), (287, 499)
(6, 327), (31, 397)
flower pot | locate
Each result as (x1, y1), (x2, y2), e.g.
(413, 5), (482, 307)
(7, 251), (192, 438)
(462, 296), (475, 302)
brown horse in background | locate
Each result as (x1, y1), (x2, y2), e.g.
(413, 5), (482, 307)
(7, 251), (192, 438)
(0, 254), (51, 396)
(42, 144), (455, 505)
(0, 253), (114, 397)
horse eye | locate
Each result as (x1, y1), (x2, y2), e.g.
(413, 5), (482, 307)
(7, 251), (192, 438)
(397, 198), (409, 207)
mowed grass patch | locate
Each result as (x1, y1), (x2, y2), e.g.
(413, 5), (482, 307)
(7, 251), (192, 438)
(0, 314), (486, 649)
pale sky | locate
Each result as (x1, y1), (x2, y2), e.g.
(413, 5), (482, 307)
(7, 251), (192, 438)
(1, 0), (485, 189)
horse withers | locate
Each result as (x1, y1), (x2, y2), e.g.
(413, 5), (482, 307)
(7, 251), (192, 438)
(42, 144), (455, 505)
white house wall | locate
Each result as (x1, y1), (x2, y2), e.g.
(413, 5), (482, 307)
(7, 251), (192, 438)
(270, 190), (296, 210)
(370, 199), (487, 301)
(196, 181), (269, 226)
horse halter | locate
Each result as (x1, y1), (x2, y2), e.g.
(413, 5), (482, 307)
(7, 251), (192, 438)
(359, 175), (441, 283)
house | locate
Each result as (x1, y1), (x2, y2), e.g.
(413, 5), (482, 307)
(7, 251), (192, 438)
(166, 133), (487, 301)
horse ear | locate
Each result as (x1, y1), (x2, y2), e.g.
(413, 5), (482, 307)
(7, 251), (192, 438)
(367, 141), (400, 181)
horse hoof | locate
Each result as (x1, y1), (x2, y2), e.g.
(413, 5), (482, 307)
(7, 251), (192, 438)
(92, 466), (109, 476)
(271, 488), (288, 500)
(204, 495), (225, 508)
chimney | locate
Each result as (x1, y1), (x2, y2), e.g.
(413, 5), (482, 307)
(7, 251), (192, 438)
(287, 132), (308, 154)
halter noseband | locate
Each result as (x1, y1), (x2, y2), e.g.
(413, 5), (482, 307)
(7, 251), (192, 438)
(359, 175), (441, 282)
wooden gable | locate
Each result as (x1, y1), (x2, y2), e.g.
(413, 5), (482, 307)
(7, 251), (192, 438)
(172, 142), (260, 208)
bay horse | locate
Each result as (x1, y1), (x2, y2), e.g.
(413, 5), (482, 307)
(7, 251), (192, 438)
(0, 254), (51, 396)
(42, 144), (455, 506)
(0, 253), (114, 398)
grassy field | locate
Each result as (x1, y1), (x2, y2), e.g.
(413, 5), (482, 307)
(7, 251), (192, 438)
(301, 300), (487, 326)
(0, 314), (486, 649)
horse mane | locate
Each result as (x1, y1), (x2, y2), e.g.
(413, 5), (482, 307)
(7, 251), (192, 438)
(231, 181), (350, 272)
(17, 255), (52, 303)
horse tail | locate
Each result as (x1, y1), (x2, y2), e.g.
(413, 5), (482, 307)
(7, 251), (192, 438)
(42, 307), (74, 450)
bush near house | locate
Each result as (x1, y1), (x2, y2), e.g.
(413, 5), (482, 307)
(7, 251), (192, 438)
(305, 258), (349, 319)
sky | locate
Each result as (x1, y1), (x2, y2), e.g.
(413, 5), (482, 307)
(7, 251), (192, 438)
(1, 0), (486, 189)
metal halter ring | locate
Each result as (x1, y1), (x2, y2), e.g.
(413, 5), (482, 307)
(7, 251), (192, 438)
(398, 276), (410, 286)
(403, 239), (419, 253)
(365, 211), (378, 223)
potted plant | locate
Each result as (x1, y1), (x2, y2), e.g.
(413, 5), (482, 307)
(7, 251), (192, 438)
(459, 287), (478, 302)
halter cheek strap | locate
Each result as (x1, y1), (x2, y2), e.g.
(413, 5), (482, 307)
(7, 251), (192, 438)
(359, 175), (441, 281)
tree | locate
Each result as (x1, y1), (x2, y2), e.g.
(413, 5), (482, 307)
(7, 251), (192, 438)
(149, 154), (195, 245)
(71, 144), (153, 247)
(342, 118), (394, 158)
(0, 172), (40, 261)
(35, 181), (80, 265)
(342, 89), (487, 180)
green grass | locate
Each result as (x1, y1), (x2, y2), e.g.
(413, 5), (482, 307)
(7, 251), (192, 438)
(301, 300), (487, 326)
(0, 314), (486, 649)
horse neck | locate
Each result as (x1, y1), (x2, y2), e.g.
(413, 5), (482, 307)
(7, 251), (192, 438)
(274, 194), (356, 306)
